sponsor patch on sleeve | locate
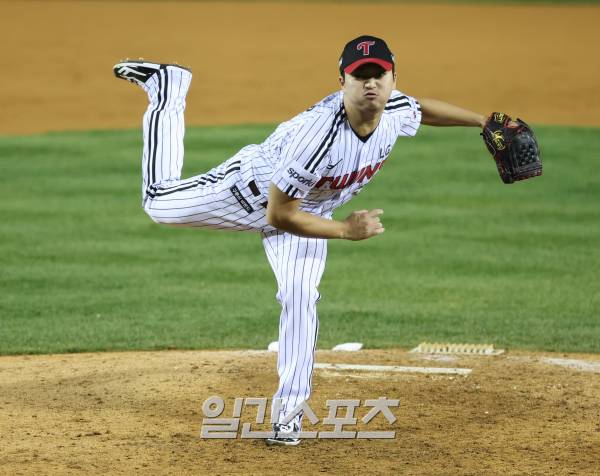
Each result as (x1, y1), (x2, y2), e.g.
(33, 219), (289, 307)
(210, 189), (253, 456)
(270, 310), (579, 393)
(272, 160), (320, 195)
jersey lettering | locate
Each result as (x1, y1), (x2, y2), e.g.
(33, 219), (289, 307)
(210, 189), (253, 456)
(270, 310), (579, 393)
(314, 158), (387, 190)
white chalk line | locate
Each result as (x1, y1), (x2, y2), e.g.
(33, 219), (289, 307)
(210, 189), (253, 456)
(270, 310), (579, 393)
(314, 363), (472, 376)
(541, 357), (600, 373)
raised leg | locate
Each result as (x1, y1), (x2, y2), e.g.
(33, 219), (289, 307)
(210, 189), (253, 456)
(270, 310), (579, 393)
(114, 61), (265, 232)
(140, 65), (191, 201)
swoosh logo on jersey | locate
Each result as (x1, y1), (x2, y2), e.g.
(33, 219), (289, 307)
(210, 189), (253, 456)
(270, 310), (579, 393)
(326, 159), (343, 170)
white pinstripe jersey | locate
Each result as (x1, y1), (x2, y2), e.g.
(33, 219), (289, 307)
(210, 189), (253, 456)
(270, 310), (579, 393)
(241, 90), (422, 218)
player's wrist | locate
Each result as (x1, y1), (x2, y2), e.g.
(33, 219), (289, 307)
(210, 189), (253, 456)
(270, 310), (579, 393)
(338, 220), (350, 240)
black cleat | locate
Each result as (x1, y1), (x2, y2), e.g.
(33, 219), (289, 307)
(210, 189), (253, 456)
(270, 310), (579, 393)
(265, 422), (301, 446)
(113, 59), (191, 86)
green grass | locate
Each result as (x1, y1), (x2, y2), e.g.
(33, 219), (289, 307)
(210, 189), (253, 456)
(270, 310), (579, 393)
(1, 124), (599, 355)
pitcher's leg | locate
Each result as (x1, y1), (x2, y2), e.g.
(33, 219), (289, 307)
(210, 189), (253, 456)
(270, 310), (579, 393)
(262, 230), (328, 427)
(116, 61), (264, 232)
(141, 66), (192, 201)
(144, 157), (259, 230)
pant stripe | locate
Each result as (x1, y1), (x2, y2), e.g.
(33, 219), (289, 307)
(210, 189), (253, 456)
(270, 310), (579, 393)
(147, 69), (169, 188)
(147, 72), (160, 186)
(154, 69), (169, 185)
(147, 162), (241, 198)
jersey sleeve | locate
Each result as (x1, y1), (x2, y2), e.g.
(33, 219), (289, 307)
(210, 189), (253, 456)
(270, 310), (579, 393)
(271, 107), (344, 199)
(385, 93), (422, 137)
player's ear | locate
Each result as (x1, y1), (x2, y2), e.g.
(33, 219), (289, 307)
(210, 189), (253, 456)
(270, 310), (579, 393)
(339, 73), (345, 88)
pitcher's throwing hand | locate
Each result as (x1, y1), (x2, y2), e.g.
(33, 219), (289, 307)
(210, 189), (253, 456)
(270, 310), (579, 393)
(343, 209), (385, 240)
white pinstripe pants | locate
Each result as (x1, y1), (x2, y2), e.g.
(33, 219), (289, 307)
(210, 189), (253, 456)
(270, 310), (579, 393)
(139, 66), (267, 231)
(136, 66), (327, 428)
(262, 230), (327, 427)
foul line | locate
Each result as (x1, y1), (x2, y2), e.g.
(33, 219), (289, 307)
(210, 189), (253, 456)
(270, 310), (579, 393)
(542, 357), (600, 373)
(314, 363), (472, 376)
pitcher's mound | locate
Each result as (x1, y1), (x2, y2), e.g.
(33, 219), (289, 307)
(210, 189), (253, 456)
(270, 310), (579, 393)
(1, 349), (599, 474)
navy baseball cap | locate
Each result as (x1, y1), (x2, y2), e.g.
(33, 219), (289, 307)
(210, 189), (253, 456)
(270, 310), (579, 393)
(339, 35), (395, 74)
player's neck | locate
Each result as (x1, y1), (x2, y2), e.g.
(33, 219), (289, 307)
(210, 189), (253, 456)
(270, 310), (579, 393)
(343, 99), (383, 138)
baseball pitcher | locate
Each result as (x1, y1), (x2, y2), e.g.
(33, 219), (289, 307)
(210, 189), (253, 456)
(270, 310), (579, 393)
(113, 35), (540, 446)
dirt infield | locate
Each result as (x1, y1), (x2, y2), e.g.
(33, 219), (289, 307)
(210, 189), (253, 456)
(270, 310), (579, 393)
(1, 1), (600, 135)
(1, 349), (599, 475)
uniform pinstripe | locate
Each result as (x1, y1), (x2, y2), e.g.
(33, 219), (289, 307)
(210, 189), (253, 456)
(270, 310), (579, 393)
(130, 65), (421, 430)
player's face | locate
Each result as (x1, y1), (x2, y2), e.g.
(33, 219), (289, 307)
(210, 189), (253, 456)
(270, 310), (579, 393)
(339, 63), (396, 113)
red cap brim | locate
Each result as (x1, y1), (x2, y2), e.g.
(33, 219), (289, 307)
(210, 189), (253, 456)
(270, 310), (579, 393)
(344, 58), (393, 74)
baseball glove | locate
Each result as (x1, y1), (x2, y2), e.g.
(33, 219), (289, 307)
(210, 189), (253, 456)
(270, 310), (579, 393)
(481, 112), (542, 184)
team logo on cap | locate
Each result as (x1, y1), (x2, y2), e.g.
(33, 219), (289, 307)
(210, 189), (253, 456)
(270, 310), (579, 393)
(356, 40), (375, 56)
